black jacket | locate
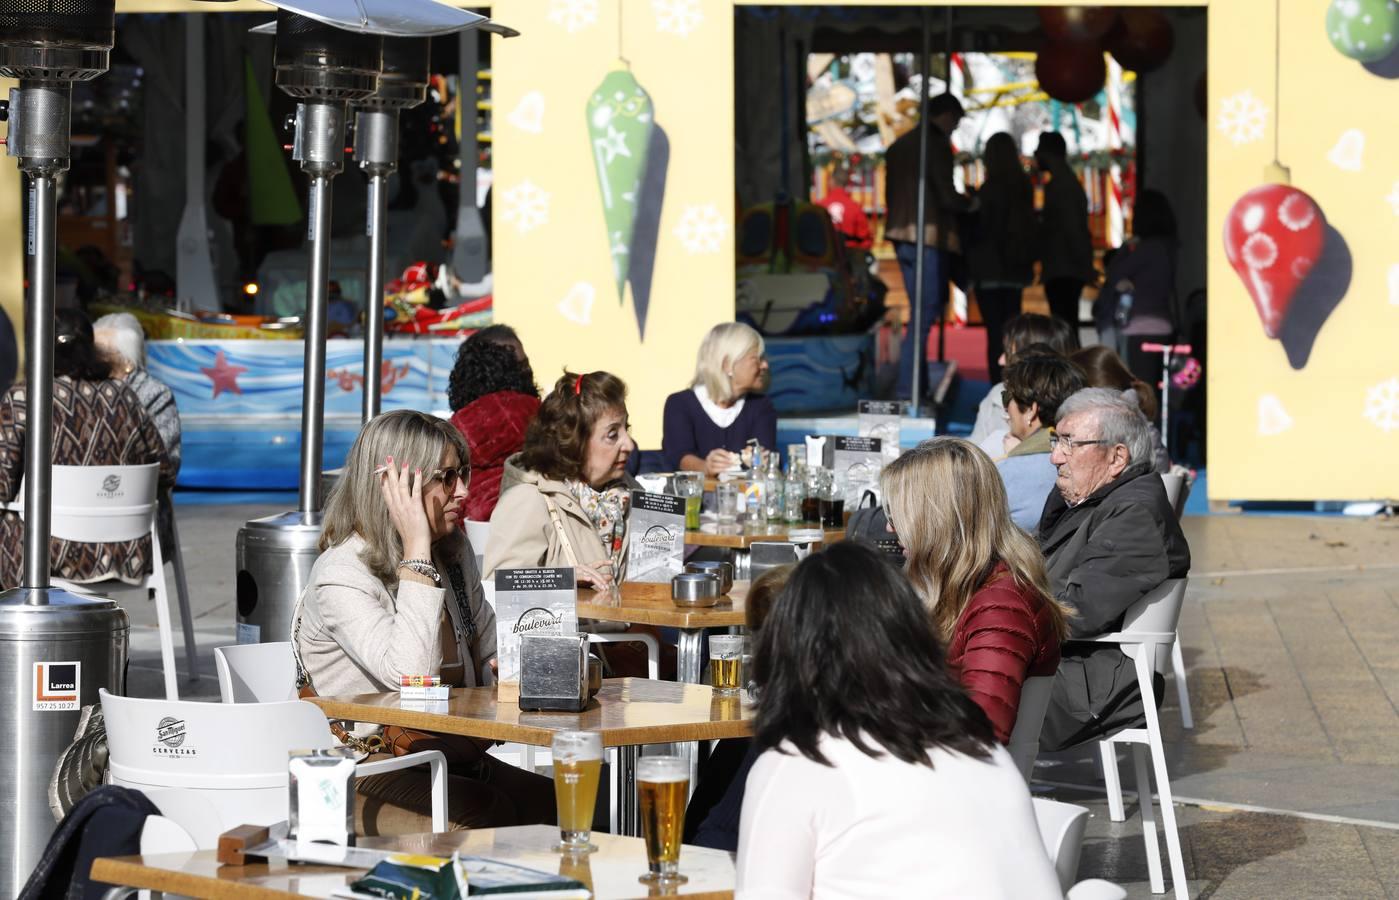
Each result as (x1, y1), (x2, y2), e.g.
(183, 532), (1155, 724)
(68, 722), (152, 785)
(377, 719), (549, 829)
(1035, 470), (1190, 749)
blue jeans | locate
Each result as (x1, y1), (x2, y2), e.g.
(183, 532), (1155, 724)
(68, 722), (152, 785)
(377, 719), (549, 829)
(894, 241), (949, 400)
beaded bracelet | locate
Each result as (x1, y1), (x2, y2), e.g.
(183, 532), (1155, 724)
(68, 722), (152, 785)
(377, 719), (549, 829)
(398, 559), (442, 586)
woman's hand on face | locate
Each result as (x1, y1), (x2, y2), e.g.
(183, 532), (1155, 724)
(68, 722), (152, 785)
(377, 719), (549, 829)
(380, 456), (433, 559)
(704, 448), (738, 476)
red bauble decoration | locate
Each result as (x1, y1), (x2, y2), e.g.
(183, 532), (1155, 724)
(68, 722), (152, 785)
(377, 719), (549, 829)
(1035, 41), (1107, 104)
(1038, 6), (1118, 42)
(1106, 9), (1175, 73)
(1223, 184), (1325, 339)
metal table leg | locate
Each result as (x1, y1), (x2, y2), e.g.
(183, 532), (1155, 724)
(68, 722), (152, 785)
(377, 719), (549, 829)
(617, 744), (640, 836)
(676, 628), (705, 684)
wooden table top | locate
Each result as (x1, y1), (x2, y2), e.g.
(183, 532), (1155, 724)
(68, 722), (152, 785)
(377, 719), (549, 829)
(683, 524), (845, 549)
(579, 580), (748, 629)
(91, 825), (736, 899)
(306, 678), (753, 748)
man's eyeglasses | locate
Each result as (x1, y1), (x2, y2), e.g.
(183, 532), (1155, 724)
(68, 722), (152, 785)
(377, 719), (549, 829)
(427, 465), (470, 492)
(1047, 432), (1110, 453)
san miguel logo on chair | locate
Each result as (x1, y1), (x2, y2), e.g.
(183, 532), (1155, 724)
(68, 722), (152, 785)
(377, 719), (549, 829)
(33, 662), (81, 711)
(153, 715), (196, 757)
(99, 474), (124, 498)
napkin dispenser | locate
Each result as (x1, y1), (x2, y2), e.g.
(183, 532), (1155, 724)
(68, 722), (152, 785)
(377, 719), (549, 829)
(519, 633), (600, 712)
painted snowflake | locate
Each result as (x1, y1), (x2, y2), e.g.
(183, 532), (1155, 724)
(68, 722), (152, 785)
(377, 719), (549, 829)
(674, 204), (728, 254)
(1387, 180), (1399, 217)
(501, 181), (550, 234)
(1364, 377), (1399, 433)
(653, 0), (703, 37)
(1216, 90), (1267, 146)
(548, 0), (598, 33)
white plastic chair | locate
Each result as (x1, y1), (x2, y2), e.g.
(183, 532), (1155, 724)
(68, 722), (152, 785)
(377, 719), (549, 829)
(465, 519), (490, 572)
(1068, 880), (1128, 900)
(1033, 797), (1090, 893)
(1008, 676), (1054, 783)
(100, 689), (448, 841)
(214, 642), (298, 703)
(1093, 577), (1190, 899)
(7, 464), (193, 699)
(1158, 471), (1194, 730)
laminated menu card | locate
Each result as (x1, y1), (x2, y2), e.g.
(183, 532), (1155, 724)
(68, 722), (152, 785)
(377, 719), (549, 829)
(492, 567), (577, 693)
(626, 490), (686, 583)
(858, 399), (904, 466)
(830, 435), (884, 507)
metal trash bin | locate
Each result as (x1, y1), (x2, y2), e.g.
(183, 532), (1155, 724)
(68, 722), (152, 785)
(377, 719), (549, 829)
(0, 592), (127, 897)
(236, 512), (323, 645)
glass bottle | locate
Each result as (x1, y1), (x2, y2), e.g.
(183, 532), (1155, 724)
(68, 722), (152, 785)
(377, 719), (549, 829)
(783, 446), (806, 524)
(763, 452), (784, 522)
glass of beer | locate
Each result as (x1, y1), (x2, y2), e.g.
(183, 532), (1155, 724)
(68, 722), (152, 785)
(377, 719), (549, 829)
(708, 635), (743, 695)
(552, 731), (603, 853)
(637, 755), (689, 885)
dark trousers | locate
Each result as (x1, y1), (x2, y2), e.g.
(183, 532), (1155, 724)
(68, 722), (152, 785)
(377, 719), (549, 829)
(893, 240), (949, 400)
(1044, 277), (1085, 329)
(976, 285), (1024, 384)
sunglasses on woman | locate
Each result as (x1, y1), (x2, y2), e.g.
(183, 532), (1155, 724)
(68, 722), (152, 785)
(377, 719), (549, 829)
(426, 464), (471, 493)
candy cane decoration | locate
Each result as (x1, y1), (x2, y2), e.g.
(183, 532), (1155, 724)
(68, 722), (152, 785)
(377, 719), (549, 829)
(949, 52), (968, 326)
(1104, 55), (1126, 247)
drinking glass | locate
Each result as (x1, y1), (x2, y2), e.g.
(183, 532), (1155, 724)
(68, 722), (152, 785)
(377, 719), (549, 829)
(673, 472), (703, 530)
(552, 731), (603, 853)
(637, 755), (689, 885)
(708, 635), (743, 695)
(715, 482), (740, 527)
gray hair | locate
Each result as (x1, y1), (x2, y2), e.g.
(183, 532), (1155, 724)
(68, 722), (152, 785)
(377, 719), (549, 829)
(692, 321), (764, 404)
(92, 312), (146, 367)
(1057, 387), (1154, 477)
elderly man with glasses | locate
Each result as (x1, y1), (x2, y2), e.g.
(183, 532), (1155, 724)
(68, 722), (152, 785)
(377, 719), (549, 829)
(1036, 387), (1190, 751)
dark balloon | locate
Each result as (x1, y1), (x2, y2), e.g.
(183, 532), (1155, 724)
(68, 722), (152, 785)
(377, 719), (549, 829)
(1106, 9), (1175, 73)
(1035, 41), (1107, 104)
(1038, 6), (1119, 42)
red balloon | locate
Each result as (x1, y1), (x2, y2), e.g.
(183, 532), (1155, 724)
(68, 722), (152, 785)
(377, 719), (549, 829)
(1035, 41), (1107, 104)
(1106, 9), (1175, 73)
(1038, 6), (1118, 42)
(1223, 184), (1325, 339)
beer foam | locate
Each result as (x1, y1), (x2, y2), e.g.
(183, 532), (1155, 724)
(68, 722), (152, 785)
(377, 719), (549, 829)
(637, 762), (689, 783)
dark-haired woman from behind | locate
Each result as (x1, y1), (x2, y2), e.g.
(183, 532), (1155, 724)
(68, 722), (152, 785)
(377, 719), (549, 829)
(0, 309), (173, 588)
(447, 332), (540, 521)
(736, 542), (1060, 898)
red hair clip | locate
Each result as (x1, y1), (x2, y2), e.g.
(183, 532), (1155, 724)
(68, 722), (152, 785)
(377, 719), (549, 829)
(573, 373), (585, 395)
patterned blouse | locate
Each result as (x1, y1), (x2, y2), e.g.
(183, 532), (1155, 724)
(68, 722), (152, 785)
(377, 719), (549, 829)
(0, 376), (174, 587)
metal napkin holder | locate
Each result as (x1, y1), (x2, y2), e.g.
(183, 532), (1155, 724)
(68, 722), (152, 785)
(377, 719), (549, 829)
(518, 633), (600, 712)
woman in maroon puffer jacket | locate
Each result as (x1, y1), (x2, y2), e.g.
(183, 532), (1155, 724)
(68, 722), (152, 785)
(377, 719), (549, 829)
(447, 328), (540, 521)
(880, 437), (1070, 744)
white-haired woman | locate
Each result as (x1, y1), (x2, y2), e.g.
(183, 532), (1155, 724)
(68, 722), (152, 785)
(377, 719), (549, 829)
(93, 312), (181, 477)
(295, 409), (554, 833)
(662, 322), (776, 475)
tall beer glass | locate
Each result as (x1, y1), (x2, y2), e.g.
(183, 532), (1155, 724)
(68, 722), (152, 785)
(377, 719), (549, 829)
(552, 731), (603, 853)
(637, 755), (689, 885)
(709, 635), (743, 695)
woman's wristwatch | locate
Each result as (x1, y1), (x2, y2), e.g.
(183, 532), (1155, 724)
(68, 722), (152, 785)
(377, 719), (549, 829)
(398, 558), (442, 585)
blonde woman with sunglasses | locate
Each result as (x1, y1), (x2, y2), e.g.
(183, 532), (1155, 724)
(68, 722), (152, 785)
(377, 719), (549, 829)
(295, 409), (554, 834)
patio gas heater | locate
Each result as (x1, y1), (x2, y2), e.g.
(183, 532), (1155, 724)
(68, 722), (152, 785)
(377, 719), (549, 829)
(0, 0), (129, 893)
(236, 1), (506, 645)
(353, 36), (430, 420)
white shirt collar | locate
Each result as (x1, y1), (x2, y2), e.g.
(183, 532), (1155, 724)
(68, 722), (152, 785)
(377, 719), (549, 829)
(693, 384), (745, 429)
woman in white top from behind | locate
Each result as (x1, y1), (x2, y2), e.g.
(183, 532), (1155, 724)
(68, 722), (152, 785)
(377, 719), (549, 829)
(736, 541), (1063, 900)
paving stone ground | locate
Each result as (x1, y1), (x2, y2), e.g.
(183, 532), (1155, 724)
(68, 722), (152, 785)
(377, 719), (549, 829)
(135, 499), (1399, 897)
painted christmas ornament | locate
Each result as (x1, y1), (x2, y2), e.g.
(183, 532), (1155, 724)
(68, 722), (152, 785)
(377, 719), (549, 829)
(1105, 9), (1175, 73)
(1326, 0), (1399, 63)
(1035, 41), (1107, 104)
(1223, 184), (1325, 339)
(1038, 6), (1118, 42)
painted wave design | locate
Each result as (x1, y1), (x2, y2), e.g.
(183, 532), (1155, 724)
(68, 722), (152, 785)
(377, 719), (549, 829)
(765, 336), (872, 413)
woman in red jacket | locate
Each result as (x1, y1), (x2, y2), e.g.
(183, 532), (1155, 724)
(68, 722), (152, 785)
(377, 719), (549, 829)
(447, 327), (540, 521)
(880, 437), (1070, 743)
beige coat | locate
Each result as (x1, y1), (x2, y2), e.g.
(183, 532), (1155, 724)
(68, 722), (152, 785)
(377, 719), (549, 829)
(483, 455), (634, 580)
(294, 530), (497, 722)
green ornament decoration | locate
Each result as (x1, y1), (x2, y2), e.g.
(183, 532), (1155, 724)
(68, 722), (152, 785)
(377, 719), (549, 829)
(586, 68), (669, 338)
(1326, 0), (1399, 63)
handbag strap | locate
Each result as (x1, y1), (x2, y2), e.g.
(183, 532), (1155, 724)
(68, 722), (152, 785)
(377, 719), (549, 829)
(543, 493), (581, 567)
